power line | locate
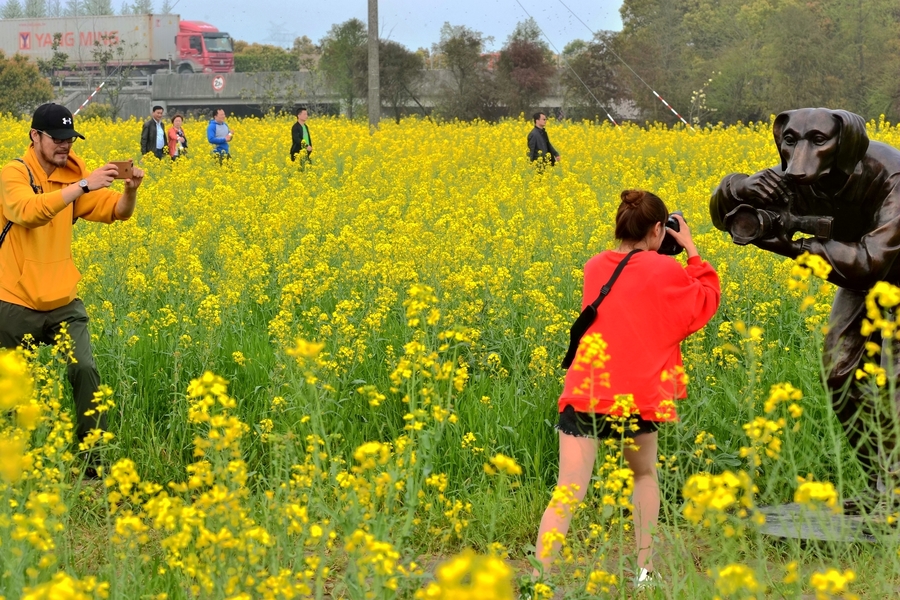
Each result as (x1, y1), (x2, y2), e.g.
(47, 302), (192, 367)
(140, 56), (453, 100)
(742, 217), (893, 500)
(554, 0), (693, 129)
(512, 0), (619, 127)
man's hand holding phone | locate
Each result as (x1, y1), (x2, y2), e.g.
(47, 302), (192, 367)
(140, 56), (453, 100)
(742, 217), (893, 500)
(85, 164), (119, 191)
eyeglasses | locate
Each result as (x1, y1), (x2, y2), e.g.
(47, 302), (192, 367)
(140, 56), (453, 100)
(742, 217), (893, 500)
(37, 130), (77, 145)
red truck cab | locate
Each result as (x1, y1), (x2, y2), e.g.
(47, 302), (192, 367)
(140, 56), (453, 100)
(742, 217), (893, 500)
(176, 21), (234, 73)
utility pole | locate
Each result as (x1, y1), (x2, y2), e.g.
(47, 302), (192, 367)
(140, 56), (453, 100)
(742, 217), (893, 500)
(367, 0), (380, 129)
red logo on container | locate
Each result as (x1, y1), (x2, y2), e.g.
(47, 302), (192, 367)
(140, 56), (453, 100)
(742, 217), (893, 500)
(19, 33), (30, 50)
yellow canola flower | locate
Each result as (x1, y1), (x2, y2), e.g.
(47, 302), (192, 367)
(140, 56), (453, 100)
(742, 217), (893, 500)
(484, 453), (522, 477)
(711, 563), (762, 599)
(415, 549), (514, 599)
(795, 479), (841, 514)
(0, 432), (28, 483)
(0, 349), (33, 410)
(796, 251), (832, 279)
(809, 568), (857, 600)
(287, 338), (325, 360)
(763, 382), (803, 414)
(586, 569), (617, 594)
(683, 470), (756, 528)
(21, 572), (110, 600)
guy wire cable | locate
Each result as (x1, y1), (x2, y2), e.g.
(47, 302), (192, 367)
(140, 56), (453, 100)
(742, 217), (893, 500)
(73, 61), (126, 116)
(555, 0), (693, 130)
(513, 0), (619, 127)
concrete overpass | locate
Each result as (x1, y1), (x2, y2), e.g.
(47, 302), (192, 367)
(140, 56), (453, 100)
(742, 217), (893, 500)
(56, 71), (630, 120)
(150, 71), (568, 115)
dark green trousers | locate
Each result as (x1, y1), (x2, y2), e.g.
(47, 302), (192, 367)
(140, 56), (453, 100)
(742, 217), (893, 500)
(0, 298), (105, 441)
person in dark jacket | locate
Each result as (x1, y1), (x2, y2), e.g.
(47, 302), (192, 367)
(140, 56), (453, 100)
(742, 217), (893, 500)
(290, 107), (313, 163)
(527, 112), (560, 166)
(140, 105), (166, 159)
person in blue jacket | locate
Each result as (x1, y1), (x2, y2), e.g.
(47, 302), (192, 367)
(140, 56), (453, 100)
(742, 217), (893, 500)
(206, 108), (233, 161)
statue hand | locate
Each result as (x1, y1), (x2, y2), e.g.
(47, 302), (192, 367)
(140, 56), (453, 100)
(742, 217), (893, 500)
(734, 169), (793, 207)
(750, 230), (799, 258)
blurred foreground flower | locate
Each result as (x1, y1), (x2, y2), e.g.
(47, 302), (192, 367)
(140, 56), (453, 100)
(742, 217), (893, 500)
(712, 563), (762, 599)
(415, 549), (514, 599)
(0, 348), (33, 409)
(810, 568), (857, 600)
(795, 479), (841, 514)
(484, 453), (522, 477)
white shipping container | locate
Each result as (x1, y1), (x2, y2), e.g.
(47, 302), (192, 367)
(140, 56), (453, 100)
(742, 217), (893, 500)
(0, 14), (180, 67)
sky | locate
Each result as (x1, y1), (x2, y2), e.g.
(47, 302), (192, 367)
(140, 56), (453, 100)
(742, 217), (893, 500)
(166, 0), (624, 52)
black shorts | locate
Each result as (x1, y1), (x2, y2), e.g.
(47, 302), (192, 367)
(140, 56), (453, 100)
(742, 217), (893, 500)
(556, 404), (660, 440)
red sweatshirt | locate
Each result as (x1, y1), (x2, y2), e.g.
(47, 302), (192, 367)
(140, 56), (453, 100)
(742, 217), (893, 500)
(559, 250), (720, 421)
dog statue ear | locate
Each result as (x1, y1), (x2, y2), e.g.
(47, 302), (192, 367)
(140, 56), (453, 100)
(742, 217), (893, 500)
(831, 110), (869, 176)
(773, 111), (793, 172)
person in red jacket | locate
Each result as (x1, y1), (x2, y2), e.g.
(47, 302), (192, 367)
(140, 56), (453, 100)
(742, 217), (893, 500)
(532, 189), (720, 587)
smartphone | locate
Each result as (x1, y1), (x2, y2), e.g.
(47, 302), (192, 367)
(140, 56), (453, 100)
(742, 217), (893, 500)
(111, 160), (133, 180)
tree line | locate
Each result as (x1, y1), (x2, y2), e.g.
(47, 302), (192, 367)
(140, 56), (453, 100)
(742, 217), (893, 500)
(236, 0), (900, 125)
(235, 19), (560, 123)
(0, 0), (175, 18)
(4, 0), (900, 123)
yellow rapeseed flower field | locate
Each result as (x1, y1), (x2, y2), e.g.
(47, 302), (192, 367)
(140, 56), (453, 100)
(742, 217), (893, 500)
(2, 113), (900, 597)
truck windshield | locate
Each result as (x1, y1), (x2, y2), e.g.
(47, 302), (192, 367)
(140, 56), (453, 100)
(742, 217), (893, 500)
(203, 35), (233, 53)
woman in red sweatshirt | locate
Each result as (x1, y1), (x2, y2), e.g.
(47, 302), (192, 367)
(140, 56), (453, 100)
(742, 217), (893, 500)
(532, 189), (721, 586)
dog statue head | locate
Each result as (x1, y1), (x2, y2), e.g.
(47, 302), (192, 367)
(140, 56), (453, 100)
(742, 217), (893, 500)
(773, 108), (868, 184)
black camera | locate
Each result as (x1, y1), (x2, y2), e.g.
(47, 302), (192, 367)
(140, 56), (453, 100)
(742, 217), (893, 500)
(657, 210), (684, 256)
(723, 204), (833, 246)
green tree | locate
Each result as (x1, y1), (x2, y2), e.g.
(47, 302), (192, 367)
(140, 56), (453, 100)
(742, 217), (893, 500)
(432, 23), (498, 121)
(82, 0), (112, 14)
(1, 0), (25, 18)
(24, 0), (45, 17)
(761, 2), (844, 112)
(37, 32), (69, 90)
(614, 0), (694, 125)
(0, 52), (53, 115)
(822, 0), (900, 119)
(319, 18), (367, 118)
(90, 34), (135, 120)
(233, 41), (298, 72)
(121, 0), (152, 14)
(680, 0), (772, 123)
(560, 31), (624, 120)
(354, 39), (425, 123)
(292, 35), (319, 70)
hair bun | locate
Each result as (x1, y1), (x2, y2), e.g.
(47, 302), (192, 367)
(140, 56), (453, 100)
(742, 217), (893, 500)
(620, 189), (644, 206)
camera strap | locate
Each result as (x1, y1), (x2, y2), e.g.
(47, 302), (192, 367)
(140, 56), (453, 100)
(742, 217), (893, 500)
(589, 248), (641, 310)
(0, 158), (77, 250)
(561, 249), (641, 369)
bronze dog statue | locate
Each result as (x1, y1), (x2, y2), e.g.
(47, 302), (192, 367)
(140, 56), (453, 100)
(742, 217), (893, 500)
(710, 107), (900, 510)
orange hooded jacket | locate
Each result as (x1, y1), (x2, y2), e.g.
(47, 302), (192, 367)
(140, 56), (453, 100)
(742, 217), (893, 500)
(0, 146), (124, 311)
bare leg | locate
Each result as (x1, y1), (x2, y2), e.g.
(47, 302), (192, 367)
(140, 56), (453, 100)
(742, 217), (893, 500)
(624, 432), (659, 572)
(534, 432), (598, 573)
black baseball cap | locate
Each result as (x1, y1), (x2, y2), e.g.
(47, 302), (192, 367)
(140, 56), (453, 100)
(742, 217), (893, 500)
(31, 103), (85, 140)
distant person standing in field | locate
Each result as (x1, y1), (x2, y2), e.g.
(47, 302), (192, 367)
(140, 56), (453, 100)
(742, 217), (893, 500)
(290, 106), (313, 164)
(140, 105), (166, 159)
(0, 103), (145, 475)
(207, 108), (233, 161)
(527, 112), (560, 167)
(167, 114), (188, 160)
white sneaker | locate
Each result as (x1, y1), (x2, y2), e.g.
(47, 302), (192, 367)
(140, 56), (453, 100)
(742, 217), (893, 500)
(635, 568), (662, 589)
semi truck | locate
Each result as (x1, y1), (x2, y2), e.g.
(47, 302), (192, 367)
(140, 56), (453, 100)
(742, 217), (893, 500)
(0, 14), (234, 73)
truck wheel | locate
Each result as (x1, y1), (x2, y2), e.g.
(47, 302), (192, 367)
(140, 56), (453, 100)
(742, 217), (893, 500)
(178, 65), (193, 74)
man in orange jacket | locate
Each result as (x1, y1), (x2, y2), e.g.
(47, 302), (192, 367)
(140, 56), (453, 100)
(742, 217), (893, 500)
(0, 104), (145, 472)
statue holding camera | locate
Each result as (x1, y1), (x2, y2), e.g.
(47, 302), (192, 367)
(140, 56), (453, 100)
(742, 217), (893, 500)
(710, 107), (900, 512)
